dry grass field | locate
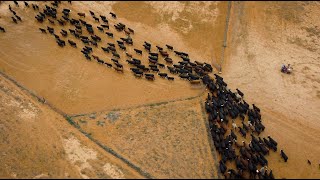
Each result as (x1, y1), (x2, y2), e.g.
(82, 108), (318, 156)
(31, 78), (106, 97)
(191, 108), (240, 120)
(0, 1), (319, 179)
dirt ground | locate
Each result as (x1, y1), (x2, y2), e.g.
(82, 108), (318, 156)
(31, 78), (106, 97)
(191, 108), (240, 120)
(0, 74), (143, 179)
(223, 1), (320, 178)
(71, 96), (218, 179)
(0, 1), (224, 115)
(0, 1), (320, 179)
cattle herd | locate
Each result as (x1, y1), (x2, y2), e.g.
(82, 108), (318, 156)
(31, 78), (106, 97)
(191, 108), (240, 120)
(1, 1), (214, 83)
(0, 1), (291, 179)
(202, 73), (291, 178)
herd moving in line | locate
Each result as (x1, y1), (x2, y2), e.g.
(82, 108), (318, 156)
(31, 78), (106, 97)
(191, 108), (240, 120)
(0, 0), (214, 83)
(1, 1), (306, 179)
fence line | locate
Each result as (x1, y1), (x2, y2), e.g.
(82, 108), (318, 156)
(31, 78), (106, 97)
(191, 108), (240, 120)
(0, 71), (153, 179)
(199, 99), (222, 179)
(218, 1), (232, 73)
(70, 86), (207, 118)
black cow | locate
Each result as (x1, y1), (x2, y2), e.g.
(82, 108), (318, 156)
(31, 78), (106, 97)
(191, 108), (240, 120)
(0, 26), (5, 32)
(104, 62), (112, 68)
(68, 40), (77, 48)
(93, 16), (100, 22)
(106, 32), (113, 38)
(85, 54), (91, 60)
(101, 47), (110, 53)
(90, 40), (98, 47)
(101, 24), (109, 29)
(119, 44), (126, 51)
(158, 73), (167, 78)
(267, 136), (278, 147)
(78, 13), (86, 18)
(164, 57), (173, 64)
(14, 1), (19, 6)
(15, 15), (22, 21)
(97, 58), (104, 64)
(110, 12), (117, 18)
(156, 45), (163, 51)
(111, 58), (119, 63)
(12, 17), (18, 24)
(57, 19), (66, 26)
(145, 74), (155, 80)
(39, 28), (46, 33)
(48, 19), (55, 24)
(24, 1), (29, 7)
(60, 31), (67, 37)
(143, 44), (151, 51)
(134, 49), (142, 55)
(166, 44), (173, 50)
(128, 28), (134, 34)
(97, 26), (104, 32)
(167, 76), (174, 81)
(126, 52), (133, 58)
(280, 150), (288, 162)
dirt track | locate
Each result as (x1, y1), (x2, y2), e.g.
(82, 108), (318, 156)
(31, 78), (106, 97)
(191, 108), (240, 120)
(0, 1), (319, 179)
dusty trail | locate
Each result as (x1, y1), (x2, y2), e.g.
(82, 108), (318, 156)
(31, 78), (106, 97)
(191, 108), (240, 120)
(0, 1), (319, 179)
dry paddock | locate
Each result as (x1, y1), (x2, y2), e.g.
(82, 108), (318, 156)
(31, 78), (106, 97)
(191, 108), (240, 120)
(0, 1), (320, 179)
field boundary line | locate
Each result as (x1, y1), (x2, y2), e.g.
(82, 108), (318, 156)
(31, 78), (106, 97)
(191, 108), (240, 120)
(199, 99), (222, 179)
(0, 70), (154, 179)
(69, 86), (207, 118)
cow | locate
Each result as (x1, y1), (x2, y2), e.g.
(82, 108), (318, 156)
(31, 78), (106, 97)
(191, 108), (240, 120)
(106, 32), (113, 38)
(60, 30), (68, 37)
(158, 73), (167, 78)
(48, 18), (55, 24)
(57, 19), (66, 26)
(97, 26), (104, 32)
(15, 15), (22, 21)
(111, 58), (119, 63)
(267, 136), (278, 147)
(102, 18), (109, 24)
(143, 44), (151, 51)
(128, 28), (134, 34)
(101, 24), (109, 29)
(13, 1), (19, 7)
(104, 62), (112, 68)
(280, 150), (288, 162)
(114, 66), (123, 72)
(85, 54), (91, 60)
(78, 12), (85, 18)
(134, 48), (142, 55)
(110, 12), (117, 19)
(167, 76), (174, 81)
(12, 17), (18, 24)
(145, 74), (155, 80)
(39, 28), (46, 33)
(114, 62), (123, 69)
(97, 58), (105, 64)
(157, 63), (165, 68)
(166, 44), (173, 50)
(24, 1), (29, 7)
(68, 40), (77, 48)
(156, 45), (163, 51)
(112, 52), (120, 59)
(90, 40), (98, 47)
(93, 16), (100, 22)
(164, 57), (173, 64)
(126, 52), (133, 58)
(119, 44), (126, 51)
(101, 47), (110, 53)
